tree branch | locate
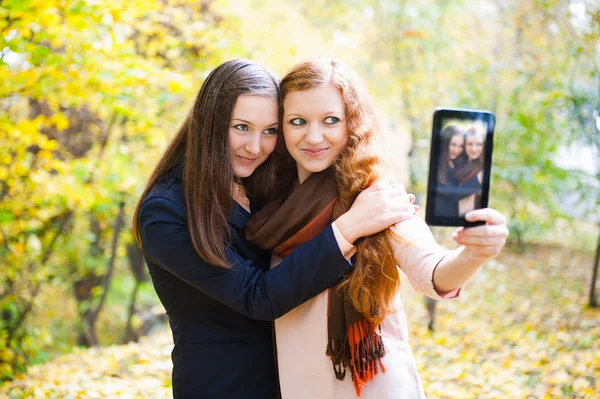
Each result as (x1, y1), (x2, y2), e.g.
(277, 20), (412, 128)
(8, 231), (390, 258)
(84, 200), (126, 342)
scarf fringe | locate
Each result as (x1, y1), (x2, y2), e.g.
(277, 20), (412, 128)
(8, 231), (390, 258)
(326, 320), (386, 397)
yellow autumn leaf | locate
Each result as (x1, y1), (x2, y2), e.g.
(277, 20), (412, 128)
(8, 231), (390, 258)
(12, 162), (29, 176)
(37, 9), (60, 27)
(26, 69), (37, 87)
(167, 80), (183, 93)
(13, 243), (25, 253)
(51, 113), (70, 131)
(38, 150), (53, 160)
(110, 10), (121, 22)
(15, 119), (40, 145)
(41, 139), (59, 151)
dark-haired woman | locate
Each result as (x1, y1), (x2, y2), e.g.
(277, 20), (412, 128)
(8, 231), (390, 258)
(455, 127), (485, 216)
(131, 59), (416, 399)
(435, 125), (465, 217)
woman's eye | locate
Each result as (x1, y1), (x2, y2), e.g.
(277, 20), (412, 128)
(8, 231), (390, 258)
(264, 127), (278, 135)
(290, 118), (306, 126)
(324, 116), (340, 125)
(234, 124), (249, 131)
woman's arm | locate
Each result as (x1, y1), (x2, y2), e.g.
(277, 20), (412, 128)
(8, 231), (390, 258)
(432, 208), (508, 293)
(389, 217), (458, 300)
(389, 208), (508, 298)
(140, 184), (415, 321)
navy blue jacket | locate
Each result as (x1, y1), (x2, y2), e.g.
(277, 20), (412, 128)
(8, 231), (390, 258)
(138, 169), (352, 398)
(435, 167), (482, 217)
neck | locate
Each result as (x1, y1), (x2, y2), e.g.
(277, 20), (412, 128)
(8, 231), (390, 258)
(297, 166), (312, 185)
(232, 180), (250, 211)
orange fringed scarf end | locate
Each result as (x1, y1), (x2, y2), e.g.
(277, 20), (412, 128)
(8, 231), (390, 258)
(326, 319), (386, 397)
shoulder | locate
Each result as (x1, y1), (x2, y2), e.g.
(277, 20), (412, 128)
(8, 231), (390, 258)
(140, 173), (186, 221)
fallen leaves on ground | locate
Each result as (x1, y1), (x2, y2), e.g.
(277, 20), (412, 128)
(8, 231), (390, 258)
(0, 333), (173, 399)
(403, 246), (599, 399)
(1, 246), (598, 398)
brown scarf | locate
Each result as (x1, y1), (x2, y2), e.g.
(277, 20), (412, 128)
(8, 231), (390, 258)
(245, 169), (385, 397)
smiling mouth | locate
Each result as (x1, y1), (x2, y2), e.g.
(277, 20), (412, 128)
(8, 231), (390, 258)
(301, 148), (328, 157)
(238, 156), (258, 164)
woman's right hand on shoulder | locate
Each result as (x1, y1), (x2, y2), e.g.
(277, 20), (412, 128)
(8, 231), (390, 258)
(334, 179), (418, 244)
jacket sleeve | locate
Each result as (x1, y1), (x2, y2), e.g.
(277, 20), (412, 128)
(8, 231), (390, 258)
(436, 183), (481, 201)
(139, 197), (352, 321)
(389, 216), (463, 300)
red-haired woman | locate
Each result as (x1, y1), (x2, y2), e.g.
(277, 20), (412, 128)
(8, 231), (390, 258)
(132, 59), (415, 398)
(455, 127), (486, 216)
(247, 58), (508, 398)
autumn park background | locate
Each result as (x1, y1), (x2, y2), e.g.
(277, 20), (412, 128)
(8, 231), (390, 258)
(1, 0), (599, 398)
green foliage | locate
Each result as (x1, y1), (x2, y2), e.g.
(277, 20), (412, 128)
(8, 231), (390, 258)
(0, 0), (246, 380)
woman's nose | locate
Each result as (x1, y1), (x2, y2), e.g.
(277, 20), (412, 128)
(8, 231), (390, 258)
(305, 123), (323, 144)
(245, 133), (261, 155)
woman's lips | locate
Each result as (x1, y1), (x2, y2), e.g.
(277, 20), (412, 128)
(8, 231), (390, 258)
(301, 148), (328, 158)
(237, 155), (258, 164)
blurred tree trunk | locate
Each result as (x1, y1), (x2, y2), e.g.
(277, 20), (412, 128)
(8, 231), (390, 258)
(589, 230), (600, 308)
(123, 241), (147, 343)
(77, 201), (126, 346)
(425, 297), (437, 331)
(122, 283), (142, 343)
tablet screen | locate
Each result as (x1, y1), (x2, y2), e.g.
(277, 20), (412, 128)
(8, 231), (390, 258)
(425, 109), (495, 226)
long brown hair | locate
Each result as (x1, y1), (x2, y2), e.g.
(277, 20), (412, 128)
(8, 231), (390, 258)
(132, 59), (280, 268)
(438, 125), (464, 185)
(279, 57), (397, 326)
(453, 127), (485, 183)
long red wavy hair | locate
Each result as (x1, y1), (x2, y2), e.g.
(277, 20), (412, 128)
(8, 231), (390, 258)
(279, 58), (399, 326)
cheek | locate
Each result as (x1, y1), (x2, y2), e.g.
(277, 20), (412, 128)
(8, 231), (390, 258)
(228, 130), (241, 152)
(262, 137), (277, 156)
(283, 128), (302, 152)
(332, 128), (348, 151)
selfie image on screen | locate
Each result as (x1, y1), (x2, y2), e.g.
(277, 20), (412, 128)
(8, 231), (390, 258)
(435, 119), (488, 218)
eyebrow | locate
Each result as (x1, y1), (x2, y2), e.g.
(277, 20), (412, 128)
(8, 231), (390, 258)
(284, 111), (344, 117)
(232, 118), (278, 127)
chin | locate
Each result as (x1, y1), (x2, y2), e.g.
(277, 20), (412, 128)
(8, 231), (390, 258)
(305, 163), (331, 173)
(233, 167), (255, 178)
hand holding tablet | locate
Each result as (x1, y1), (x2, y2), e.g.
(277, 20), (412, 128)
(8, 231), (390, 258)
(425, 108), (495, 227)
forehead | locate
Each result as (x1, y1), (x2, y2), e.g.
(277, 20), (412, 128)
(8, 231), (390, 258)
(283, 84), (344, 114)
(450, 135), (464, 142)
(232, 94), (278, 120)
(466, 134), (483, 143)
